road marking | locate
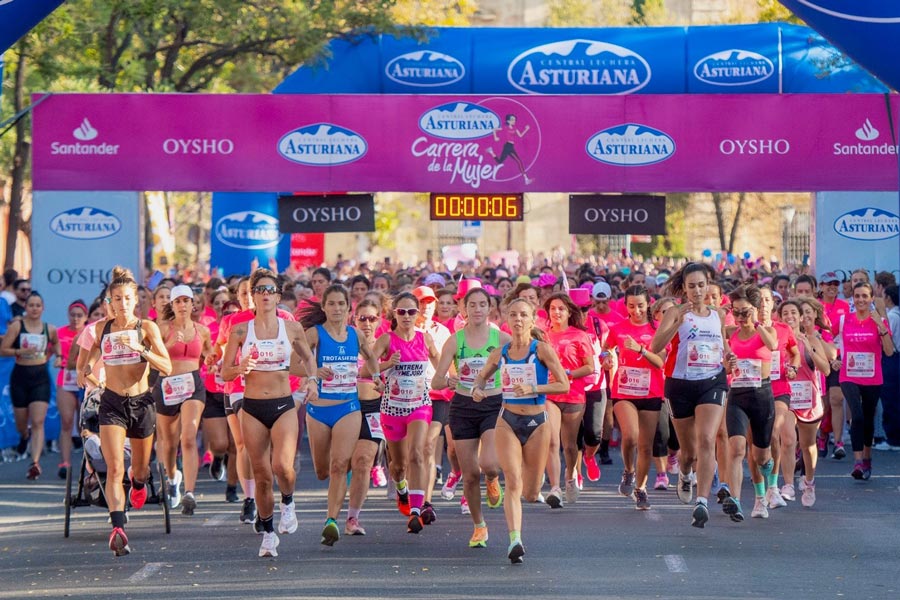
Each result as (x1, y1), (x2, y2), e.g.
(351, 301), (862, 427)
(203, 513), (231, 527)
(646, 510), (662, 521)
(664, 554), (688, 573)
(128, 562), (164, 583)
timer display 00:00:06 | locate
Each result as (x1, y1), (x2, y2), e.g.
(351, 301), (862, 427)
(429, 193), (524, 221)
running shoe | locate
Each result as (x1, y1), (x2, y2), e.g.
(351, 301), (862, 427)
(128, 467), (148, 510)
(435, 465), (443, 486)
(716, 483), (732, 504)
(181, 492), (197, 516)
(618, 471), (636, 498)
(201, 450), (213, 468)
(874, 440), (891, 451)
(667, 453), (680, 475)
(710, 469), (720, 495)
(468, 525), (488, 548)
(861, 460), (872, 481)
(634, 488), (651, 511)
(765, 486), (787, 509)
(421, 502), (436, 525)
(209, 455), (226, 481)
(240, 498), (257, 524)
(225, 485), (239, 503)
(166, 469), (183, 510)
(407, 514), (424, 534)
(691, 501), (709, 528)
(321, 519), (341, 546)
(460, 496), (470, 515)
(16, 435), (29, 457)
(371, 465), (388, 488)
(751, 497), (769, 519)
(508, 540), (525, 564)
(575, 473), (584, 490)
(57, 462), (69, 480)
(817, 435), (828, 458)
(726, 498), (745, 522)
(801, 480), (816, 507)
(486, 477), (504, 508)
(722, 496), (740, 518)
(441, 470), (462, 500)
(396, 489), (411, 516)
(676, 471), (693, 504)
(26, 462), (41, 481)
(278, 501), (298, 534)
(654, 472), (669, 491)
(584, 454), (601, 482)
(851, 462), (865, 480)
(832, 443), (846, 460)
(345, 517), (366, 536)
(254, 518), (265, 535)
(564, 479), (579, 504)
(259, 532), (279, 557)
(780, 483), (796, 502)
(109, 527), (131, 557)
(599, 447), (613, 465)
(545, 487), (564, 509)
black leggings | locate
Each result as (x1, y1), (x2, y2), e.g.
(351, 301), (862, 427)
(841, 382), (882, 452)
(652, 400), (675, 457)
(577, 390), (607, 450)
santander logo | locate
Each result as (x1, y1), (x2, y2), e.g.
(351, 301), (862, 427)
(73, 118), (98, 141)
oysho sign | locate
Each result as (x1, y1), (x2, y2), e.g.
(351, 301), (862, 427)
(278, 194), (376, 234)
(569, 194), (667, 235)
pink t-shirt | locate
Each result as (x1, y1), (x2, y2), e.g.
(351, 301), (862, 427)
(728, 329), (773, 388)
(824, 298), (850, 335)
(546, 327), (593, 404)
(839, 314), (888, 386)
(587, 308), (624, 329)
(55, 325), (81, 387)
(608, 320), (664, 399)
(769, 321), (798, 398)
(790, 337), (824, 423)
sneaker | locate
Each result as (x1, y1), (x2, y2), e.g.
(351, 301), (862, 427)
(599, 447), (613, 465)
(716, 483), (731, 504)
(726, 498), (745, 522)
(751, 497), (769, 519)
(258, 531), (279, 557)
(780, 484), (796, 502)
(225, 485), (239, 503)
(278, 501), (298, 534)
(817, 436), (828, 458)
(209, 455), (226, 481)
(254, 518), (265, 535)
(798, 477), (806, 492)
(109, 527), (131, 557)
(634, 488), (651, 510)
(321, 519), (340, 546)
(691, 501), (709, 528)
(371, 465), (387, 488)
(468, 525), (488, 548)
(508, 540), (525, 564)
(565, 479), (579, 504)
(201, 450), (213, 468)
(710, 469), (720, 495)
(345, 517), (366, 536)
(676, 471), (693, 504)
(654, 473), (669, 491)
(240, 498), (258, 524)
(435, 465), (443, 486)
(166, 469), (182, 510)
(851, 462), (865, 480)
(421, 502), (436, 525)
(486, 477), (504, 508)
(722, 496), (740, 518)
(801, 480), (816, 507)
(26, 462), (41, 480)
(407, 514), (424, 534)
(765, 486), (786, 509)
(441, 470), (462, 500)
(16, 435), (29, 456)
(832, 443), (846, 460)
(460, 496), (470, 515)
(575, 473), (584, 490)
(667, 454), (680, 475)
(584, 454), (601, 482)
(861, 461), (872, 481)
(874, 441), (891, 451)
(181, 492), (197, 516)
(57, 462), (69, 480)
(128, 467), (148, 510)
(618, 471), (636, 498)
(396, 488), (411, 516)
(545, 487), (564, 509)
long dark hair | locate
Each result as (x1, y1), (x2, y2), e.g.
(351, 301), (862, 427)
(624, 284), (655, 329)
(664, 262), (715, 299)
(542, 292), (585, 330)
(299, 284), (350, 329)
(390, 292), (418, 331)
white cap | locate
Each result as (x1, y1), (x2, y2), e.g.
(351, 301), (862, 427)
(591, 281), (612, 299)
(170, 284), (194, 302)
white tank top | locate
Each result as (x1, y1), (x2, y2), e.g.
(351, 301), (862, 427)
(241, 318), (291, 372)
(671, 310), (724, 380)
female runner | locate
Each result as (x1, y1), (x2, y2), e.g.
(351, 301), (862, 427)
(54, 300), (88, 479)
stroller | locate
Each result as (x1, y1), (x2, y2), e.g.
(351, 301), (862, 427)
(64, 387), (171, 537)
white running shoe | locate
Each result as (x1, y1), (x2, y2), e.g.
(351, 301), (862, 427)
(676, 471), (693, 504)
(751, 497), (769, 519)
(800, 480), (816, 507)
(167, 469), (183, 510)
(460, 496), (470, 515)
(278, 501), (298, 534)
(564, 479), (579, 504)
(442, 471), (462, 500)
(259, 531), (279, 557)
(765, 486), (787, 509)
(780, 483), (796, 502)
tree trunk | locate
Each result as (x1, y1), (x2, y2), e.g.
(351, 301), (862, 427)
(5, 47), (28, 271)
(728, 192), (747, 254)
(712, 192), (728, 252)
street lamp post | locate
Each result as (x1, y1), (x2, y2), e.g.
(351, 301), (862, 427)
(780, 205), (796, 267)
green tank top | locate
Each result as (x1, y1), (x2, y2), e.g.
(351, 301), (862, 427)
(454, 328), (501, 392)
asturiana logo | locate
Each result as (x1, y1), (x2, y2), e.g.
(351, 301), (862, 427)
(833, 207), (899, 241)
(49, 207), (122, 240)
(586, 124), (675, 167)
(507, 39), (651, 95)
(215, 211), (282, 249)
(385, 51), (466, 87)
(278, 123), (367, 166)
(693, 50), (774, 86)
(418, 102), (500, 140)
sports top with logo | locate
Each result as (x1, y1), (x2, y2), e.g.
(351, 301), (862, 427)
(608, 320), (664, 399)
(665, 310), (724, 380)
(100, 319), (146, 366)
(381, 330), (431, 417)
(499, 340), (548, 405)
(241, 318), (291, 372)
(454, 328), (501, 393)
(315, 324), (360, 401)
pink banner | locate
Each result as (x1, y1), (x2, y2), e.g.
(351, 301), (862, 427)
(32, 93), (899, 192)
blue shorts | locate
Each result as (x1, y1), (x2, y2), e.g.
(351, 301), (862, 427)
(307, 399), (360, 429)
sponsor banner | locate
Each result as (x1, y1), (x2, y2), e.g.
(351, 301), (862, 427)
(210, 192), (291, 277)
(569, 195), (667, 235)
(381, 31), (472, 93)
(277, 194), (375, 233)
(290, 233), (325, 270)
(815, 192), (900, 283)
(31, 191), (141, 325)
(32, 93), (900, 193)
(0, 0), (64, 54)
(687, 24), (779, 92)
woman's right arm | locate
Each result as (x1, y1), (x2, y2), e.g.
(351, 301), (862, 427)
(0, 321), (21, 357)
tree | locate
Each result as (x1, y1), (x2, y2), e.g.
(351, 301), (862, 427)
(711, 192), (747, 255)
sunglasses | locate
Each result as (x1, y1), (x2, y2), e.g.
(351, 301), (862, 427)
(356, 315), (379, 323)
(252, 285), (278, 295)
(394, 308), (419, 317)
(823, 281), (840, 286)
(732, 308), (753, 318)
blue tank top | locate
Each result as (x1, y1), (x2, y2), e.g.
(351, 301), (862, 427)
(315, 324), (360, 401)
(499, 340), (548, 405)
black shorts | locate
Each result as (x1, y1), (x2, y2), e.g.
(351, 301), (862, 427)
(825, 369), (840, 390)
(10, 363), (51, 409)
(153, 370), (206, 417)
(203, 391), (227, 419)
(242, 396), (295, 430)
(665, 370), (728, 420)
(358, 398), (385, 443)
(774, 393), (790, 407)
(449, 392), (502, 441)
(99, 389), (156, 439)
(726, 382), (775, 449)
(430, 400), (450, 427)
(613, 396), (663, 411)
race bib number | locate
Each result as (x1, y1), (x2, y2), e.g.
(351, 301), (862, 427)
(617, 366), (652, 397)
(501, 362), (538, 400)
(365, 412), (385, 440)
(458, 356), (494, 390)
(686, 341), (722, 378)
(732, 359), (763, 388)
(62, 369), (80, 391)
(322, 361), (359, 395)
(19, 333), (47, 358)
(770, 350), (782, 381)
(251, 339), (288, 371)
(101, 331), (142, 366)
(845, 352), (875, 379)
(387, 361), (427, 408)
(162, 373), (196, 406)
(789, 380), (814, 410)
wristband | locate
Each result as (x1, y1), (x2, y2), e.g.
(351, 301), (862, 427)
(639, 346), (646, 356)
(565, 369), (571, 377)
(531, 384), (538, 394)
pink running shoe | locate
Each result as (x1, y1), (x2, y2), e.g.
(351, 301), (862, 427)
(370, 465), (387, 488)
(584, 454), (601, 482)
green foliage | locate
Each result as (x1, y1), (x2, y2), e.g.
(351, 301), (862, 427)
(757, 0), (803, 24)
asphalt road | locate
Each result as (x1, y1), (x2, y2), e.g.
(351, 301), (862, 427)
(1, 442), (899, 600)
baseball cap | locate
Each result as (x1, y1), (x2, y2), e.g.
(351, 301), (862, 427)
(568, 288), (592, 308)
(454, 278), (482, 300)
(821, 272), (841, 284)
(656, 273), (670, 286)
(536, 273), (557, 288)
(591, 282), (612, 300)
(515, 275), (532, 285)
(170, 284), (194, 302)
(422, 273), (446, 287)
(412, 286), (437, 303)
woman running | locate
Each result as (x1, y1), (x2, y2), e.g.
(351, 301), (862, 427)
(222, 269), (319, 558)
(604, 285), (666, 510)
(651, 262), (729, 528)
(154, 285), (213, 515)
(372, 292), (440, 534)
(79, 267), (171, 557)
(301, 284), (381, 545)
(204, 297), (240, 502)
(472, 298), (568, 563)
(2, 291), (60, 480)
(54, 300), (88, 479)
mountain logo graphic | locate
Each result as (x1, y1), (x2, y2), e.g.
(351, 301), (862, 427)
(855, 119), (879, 141)
(73, 118), (98, 141)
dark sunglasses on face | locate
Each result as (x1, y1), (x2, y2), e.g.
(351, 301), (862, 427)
(395, 308), (419, 316)
(732, 308), (753, 318)
(252, 285), (278, 295)
(356, 315), (379, 323)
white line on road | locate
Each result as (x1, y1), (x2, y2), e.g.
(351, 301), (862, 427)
(664, 555), (688, 573)
(203, 513), (231, 527)
(128, 562), (164, 583)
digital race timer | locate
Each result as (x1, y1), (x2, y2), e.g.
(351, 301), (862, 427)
(429, 193), (524, 221)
